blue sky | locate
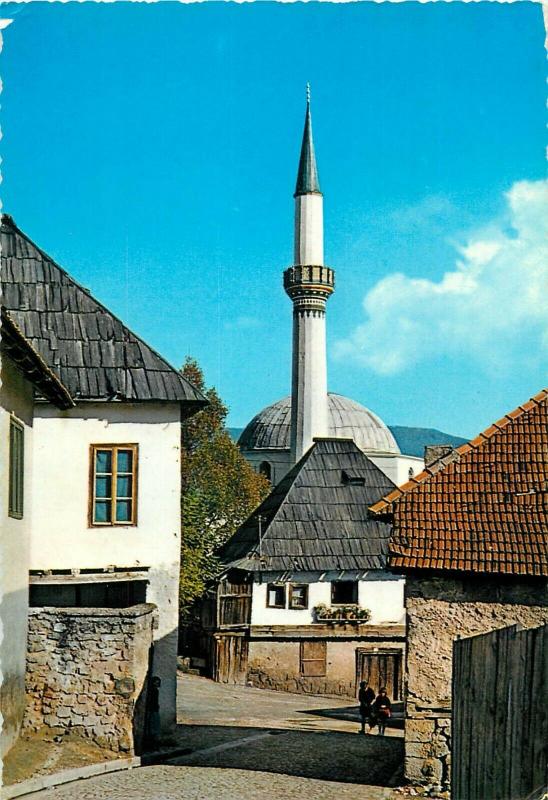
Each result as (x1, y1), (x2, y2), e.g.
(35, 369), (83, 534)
(1, 2), (546, 437)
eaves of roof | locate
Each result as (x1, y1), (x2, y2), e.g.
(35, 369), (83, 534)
(1, 308), (75, 409)
(369, 389), (548, 515)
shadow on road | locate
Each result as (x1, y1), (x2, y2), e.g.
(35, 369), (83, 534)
(145, 723), (404, 787)
(297, 701), (404, 731)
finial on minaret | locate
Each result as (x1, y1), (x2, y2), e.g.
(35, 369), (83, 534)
(306, 82), (311, 106)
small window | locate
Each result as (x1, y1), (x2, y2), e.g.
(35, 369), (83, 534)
(9, 417), (24, 519)
(300, 641), (326, 677)
(331, 580), (358, 605)
(266, 583), (286, 608)
(90, 445), (138, 526)
(259, 461), (272, 482)
(408, 467), (415, 479)
(341, 470), (365, 486)
(289, 584), (309, 610)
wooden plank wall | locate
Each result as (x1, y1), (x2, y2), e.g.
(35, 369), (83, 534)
(218, 577), (252, 627)
(452, 623), (547, 800)
(212, 634), (249, 685)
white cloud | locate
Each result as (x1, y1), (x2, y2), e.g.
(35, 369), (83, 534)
(334, 180), (548, 375)
(224, 315), (261, 331)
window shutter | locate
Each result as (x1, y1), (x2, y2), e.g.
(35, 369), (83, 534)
(300, 641), (326, 677)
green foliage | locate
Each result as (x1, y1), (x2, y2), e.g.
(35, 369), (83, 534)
(179, 357), (269, 618)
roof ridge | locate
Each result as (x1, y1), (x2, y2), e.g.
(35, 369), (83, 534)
(370, 388), (548, 515)
(1, 215), (207, 404)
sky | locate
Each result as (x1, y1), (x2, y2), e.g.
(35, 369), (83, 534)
(1, 2), (546, 438)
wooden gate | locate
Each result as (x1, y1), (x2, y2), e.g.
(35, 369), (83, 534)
(452, 622), (548, 800)
(356, 649), (402, 700)
(212, 633), (249, 685)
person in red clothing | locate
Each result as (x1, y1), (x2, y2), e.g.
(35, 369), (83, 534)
(373, 687), (392, 735)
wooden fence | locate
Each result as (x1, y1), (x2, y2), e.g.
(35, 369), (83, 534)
(452, 622), (547, 800)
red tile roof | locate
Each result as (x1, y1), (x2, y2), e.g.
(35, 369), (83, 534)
(370, 390), (548, 577)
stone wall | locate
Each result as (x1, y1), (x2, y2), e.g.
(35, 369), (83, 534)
(24, 603), (156, 754)
(248, 638), (404, 698)
(404, 575), (548, 790)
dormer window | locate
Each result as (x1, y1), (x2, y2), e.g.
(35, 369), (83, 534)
(341, 470), (365, 486)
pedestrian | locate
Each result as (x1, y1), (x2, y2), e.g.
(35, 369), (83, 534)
(373, 687), (392, 736)
(358, 680), (375, 734)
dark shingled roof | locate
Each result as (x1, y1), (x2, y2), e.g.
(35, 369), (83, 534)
(1, 308), (74, 409)
(1, 215), (207, 409)
(370, 389), (548, 577)
(219, 438), (396, 573)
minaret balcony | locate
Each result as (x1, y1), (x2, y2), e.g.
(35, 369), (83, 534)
(283, 265), (335, 300)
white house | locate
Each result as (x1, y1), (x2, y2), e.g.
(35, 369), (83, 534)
(204, 437), (406, 699)
(0, 213), (207, 749)
(0, 308), (74, 758)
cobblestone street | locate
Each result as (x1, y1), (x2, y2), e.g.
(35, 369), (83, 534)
(29, 675), (404, 799)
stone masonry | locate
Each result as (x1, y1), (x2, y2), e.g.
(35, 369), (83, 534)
(247, 638), (404, 698)
(404, 575), (548, 790)
(24, 603), (156, 754)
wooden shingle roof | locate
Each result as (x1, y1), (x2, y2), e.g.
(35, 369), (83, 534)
(1, 308), (74, 409)
(370, 390), (548, 577)
(0, 215), (207, 409)
(219, 438), (396, 573)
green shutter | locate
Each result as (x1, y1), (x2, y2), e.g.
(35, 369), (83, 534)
(9, 418), (24, 519)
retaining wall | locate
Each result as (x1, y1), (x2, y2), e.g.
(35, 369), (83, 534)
(24, 603), (156, 754)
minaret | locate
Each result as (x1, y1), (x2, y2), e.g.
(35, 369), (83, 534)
(284, 87), (335, 465)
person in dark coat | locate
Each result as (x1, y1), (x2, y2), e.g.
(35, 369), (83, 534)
(358, 680), (375, 734)
(374, 687), (392, 735)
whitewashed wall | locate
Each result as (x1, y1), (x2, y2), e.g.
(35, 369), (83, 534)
(244, 449), (423, 489)
(368, 453), (424, 486)
(251, 574), (405, 626)
(31, 401), (182, 732)
(0, 357), (34, 757)
(242, 450), (292, 487)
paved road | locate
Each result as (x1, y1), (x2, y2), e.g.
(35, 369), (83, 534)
(30, 675), (403, 799)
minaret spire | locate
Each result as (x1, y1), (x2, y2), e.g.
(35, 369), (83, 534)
(294, 84), (321, 198)
(284, 89), (335, 464)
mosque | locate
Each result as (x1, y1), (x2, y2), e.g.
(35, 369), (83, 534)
(239, 91), (423, 486)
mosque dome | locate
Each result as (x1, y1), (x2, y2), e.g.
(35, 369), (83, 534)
(238, 393), (400, 455)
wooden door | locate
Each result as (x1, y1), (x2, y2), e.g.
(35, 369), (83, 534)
(214, 634), (249, 685)
(357, 650), (402, 700)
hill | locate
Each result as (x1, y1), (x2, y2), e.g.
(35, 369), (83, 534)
(228, 426), (467, 458)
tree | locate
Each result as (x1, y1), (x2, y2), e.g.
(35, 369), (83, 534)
(179, 357), (269, 618)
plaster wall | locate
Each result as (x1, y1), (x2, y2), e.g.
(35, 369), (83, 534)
(30, 402), (182, 732)
(248, 637), (404, 698)
(251, 574), (405, 626)
(0, 357), (34, 757)
(294, 194), (323, 266)
(241, 450), (292, 488)
(290, 307), (328, 463)
(404, 575), (548, 790)
(244, 449), (424, 489)
(368, 453), (424, 486)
